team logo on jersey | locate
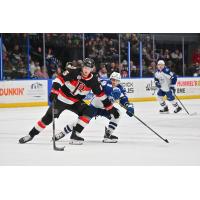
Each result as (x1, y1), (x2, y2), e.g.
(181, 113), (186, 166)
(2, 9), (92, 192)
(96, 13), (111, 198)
(77, 82), (85, 92)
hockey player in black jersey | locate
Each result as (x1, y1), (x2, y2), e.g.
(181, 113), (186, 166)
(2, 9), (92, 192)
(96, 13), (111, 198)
(19, 58), (119, 145)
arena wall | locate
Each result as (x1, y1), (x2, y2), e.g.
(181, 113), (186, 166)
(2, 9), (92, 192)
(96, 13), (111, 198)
(0, 77), (200, 108)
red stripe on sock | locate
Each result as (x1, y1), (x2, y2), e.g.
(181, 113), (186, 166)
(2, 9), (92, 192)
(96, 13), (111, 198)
(79, 116), (90, 124)
(37, 121), (46, 129)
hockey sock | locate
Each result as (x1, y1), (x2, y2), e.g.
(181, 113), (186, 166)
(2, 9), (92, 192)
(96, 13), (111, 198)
(73, 116), (91, 134)
(29, 120), (46, 137)
(64, 124), (73, 134)
(107, 112), (120, 133)
(108, 122), (118, 133)
(160, 101), (167, 108)
(171, 100), (179, 108)
(157, 96), (167, 107)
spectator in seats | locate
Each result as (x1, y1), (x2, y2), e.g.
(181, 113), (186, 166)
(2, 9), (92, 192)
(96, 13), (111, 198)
(130, 65), (137, 77)
(143, 61), (155, 77)
(30, 60), (37, 77)
(159, 49), (165, 60)
(46, 48), (59, 78)
(108, 62), (119, 75)
(10, 44), (22, 67)
(34, 66), (43, 78)
(186, 62), (200, 76)
(98, 65), (108, 79)
(34, 62), (49, 79)
(171, 49), (182, 64)
(130, 62), (139, 78)
(3, 54), (14, 79)
(142, 59), (148, 71)
(121, 67), (128, 78)
(171, 49), (183, 74)
(18, 60), (27, 79)
(192, 48), (200, 64)
(143, 47), (153, 66)
(163, 49), (171, 62)
(31, 46), (43, 67)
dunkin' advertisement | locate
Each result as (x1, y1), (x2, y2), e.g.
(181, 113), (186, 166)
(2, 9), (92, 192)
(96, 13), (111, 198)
(0, 80), (48, 107)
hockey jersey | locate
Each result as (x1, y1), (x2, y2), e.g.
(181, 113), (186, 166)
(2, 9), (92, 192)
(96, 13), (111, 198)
(50, 68), (113, 110)
(154, 67), (177, 92)
(90, 79), (129, 108)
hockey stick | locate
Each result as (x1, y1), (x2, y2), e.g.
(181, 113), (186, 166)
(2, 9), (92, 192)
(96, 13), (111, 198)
(52, 100), (65, 151)
(174, 94), (197, 116)
(120, 103), (169, 143)
(133, 115), (169, 143)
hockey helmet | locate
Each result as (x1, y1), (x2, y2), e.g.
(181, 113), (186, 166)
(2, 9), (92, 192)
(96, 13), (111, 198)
(157, 60), (165, 65)
(82, 58), (95, 68)
(110, 72), (121, 82)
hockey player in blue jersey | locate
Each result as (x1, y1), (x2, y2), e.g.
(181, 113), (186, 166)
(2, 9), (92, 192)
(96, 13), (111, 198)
(154, 60), (182, 114)
(54, 72), (134, 143)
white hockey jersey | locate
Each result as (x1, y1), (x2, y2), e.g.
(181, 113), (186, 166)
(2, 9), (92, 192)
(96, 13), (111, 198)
(154, 67), (177, 92)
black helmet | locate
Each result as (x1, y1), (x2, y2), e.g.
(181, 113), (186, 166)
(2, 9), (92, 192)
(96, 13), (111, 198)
(82, 58), (94, 68)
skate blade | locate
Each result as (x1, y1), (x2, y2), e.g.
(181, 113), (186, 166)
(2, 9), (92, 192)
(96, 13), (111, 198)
(159, 112), (169, 114)
(102, 138), (118, 143)
(69, 139), (83, 145)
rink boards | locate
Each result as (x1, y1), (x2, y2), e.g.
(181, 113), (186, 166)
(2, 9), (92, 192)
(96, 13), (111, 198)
(0, 77), (200, 108)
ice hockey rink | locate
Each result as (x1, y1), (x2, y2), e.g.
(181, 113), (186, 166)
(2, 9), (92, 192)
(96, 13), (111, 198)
(0, 99), (200, 166)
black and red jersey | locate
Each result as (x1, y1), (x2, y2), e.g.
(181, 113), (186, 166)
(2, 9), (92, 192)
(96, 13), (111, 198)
(50, 68), (113, 110)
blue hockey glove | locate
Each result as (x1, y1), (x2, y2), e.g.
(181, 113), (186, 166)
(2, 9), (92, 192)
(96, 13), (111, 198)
(170, 85), (176, 94)
(126, 103), (134, 117)
(112, 87), (121, 100)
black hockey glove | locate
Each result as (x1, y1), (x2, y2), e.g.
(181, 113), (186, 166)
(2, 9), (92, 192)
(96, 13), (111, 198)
(49, 92), (57, 103)
(108, 106), (120, 119)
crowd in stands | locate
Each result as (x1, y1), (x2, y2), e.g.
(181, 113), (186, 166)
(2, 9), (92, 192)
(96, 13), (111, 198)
(1, 33), (200, 80)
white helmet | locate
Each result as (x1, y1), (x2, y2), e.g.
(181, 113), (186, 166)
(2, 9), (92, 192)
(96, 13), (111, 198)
(110, 72), (121, 82)
(157, 60), (165, 65)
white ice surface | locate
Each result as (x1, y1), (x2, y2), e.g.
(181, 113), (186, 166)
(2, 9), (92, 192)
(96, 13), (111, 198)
(0, 100), (200, 165)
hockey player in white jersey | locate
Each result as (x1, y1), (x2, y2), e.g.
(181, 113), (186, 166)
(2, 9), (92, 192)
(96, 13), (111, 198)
(154, 60), (182, 113)
(54, 72), (134, 143)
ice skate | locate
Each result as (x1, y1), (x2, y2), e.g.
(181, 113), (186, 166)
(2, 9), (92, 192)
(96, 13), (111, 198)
(174, 106), (182, 113)
(54, 131), (65, 141)
(69, 130), (84, 145)
(159, 106), (169, 114)
(103, 127), (118, 143)
(19, 135), (33, 144)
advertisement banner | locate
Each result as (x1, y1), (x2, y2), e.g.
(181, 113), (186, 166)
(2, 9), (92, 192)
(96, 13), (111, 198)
(0, 80), (48, 107)
(120, 77), (200, 102)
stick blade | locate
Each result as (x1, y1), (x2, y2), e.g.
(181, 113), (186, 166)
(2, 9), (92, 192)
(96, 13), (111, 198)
(165, 139), (169, 143)
(54, 146), (65, 151)
(53, 139), (65, 151)
(190, 112), (198, 116)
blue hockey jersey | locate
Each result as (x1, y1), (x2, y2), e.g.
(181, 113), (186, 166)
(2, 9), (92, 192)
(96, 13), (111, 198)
(90, 79), (129, 108)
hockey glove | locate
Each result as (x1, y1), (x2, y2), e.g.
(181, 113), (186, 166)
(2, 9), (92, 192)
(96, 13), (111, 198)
(170, 85), (176, 94)
(49, 92), (57, 103)
(112, 87), (121, 100)
(108, 106), (120, 119)
(155, 81), (161, 88)
(125, 103), (134, 117)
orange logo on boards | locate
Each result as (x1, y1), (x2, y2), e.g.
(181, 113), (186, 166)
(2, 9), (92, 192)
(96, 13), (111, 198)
(0, 88), (25, 96)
